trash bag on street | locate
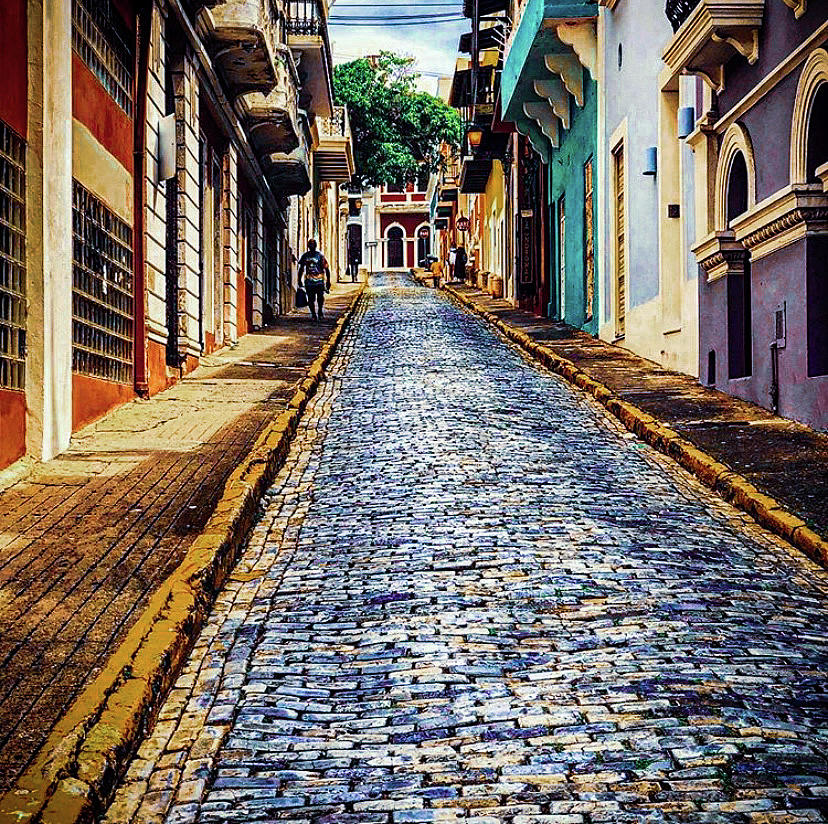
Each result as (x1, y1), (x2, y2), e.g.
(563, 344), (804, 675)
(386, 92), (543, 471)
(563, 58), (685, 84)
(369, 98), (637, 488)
(295, 286), (308, 308)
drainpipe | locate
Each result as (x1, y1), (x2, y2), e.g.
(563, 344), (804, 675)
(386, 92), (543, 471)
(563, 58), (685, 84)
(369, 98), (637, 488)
(133, 0), (152, 396)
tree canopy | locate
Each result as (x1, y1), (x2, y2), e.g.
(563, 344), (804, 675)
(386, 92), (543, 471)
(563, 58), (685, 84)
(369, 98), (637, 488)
(332, 52), (463, 187)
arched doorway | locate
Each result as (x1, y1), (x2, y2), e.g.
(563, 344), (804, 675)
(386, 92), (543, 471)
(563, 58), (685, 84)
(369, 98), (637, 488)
(806, 82), (828, 376)
(347, 223), (362, 278)
(726, 150), (751, 380)
(416, 225), (430, 266)
(386, 226), (404, 268)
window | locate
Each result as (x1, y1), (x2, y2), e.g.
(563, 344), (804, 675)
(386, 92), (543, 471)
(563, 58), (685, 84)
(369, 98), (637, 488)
(584, 158), (594, 322)
(72, 0), (134, 116)
(0, 121), (26, 391)
(72, 181), (134, 383)
(806, 83), (828, 182)
(725, 150), (751, 379)
(806, 84), (828, 376)
(726, 151), (749, 224)
(612, 142), (626, 337)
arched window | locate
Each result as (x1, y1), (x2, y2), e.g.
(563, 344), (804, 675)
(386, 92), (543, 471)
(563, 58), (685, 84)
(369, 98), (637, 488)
(806, 83), (828, 182)
(726, 150), (752, 379)
(726, 151), (749, 224)
(387, 226), (404, 268)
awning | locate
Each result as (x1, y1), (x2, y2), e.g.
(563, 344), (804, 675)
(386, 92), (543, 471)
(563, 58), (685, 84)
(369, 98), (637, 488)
(460, 158), (492, 194)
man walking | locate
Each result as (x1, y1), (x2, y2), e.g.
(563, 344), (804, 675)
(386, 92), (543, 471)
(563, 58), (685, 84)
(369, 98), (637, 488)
(297, 239), (331, 322)
(347, 246), (360, 283)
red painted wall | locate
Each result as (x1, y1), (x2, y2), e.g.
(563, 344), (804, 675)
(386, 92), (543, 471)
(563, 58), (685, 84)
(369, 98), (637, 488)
(0, 389), (25, 469)
(72, 374), (134, 432)
(380, 213), (428, 235)
(0, 0), (27, 469)
(0, 0), (27, 137)
(72, 55), (134, 172)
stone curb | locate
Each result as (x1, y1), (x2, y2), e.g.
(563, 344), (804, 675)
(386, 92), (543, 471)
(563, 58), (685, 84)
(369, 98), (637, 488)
(440, 281), (828, 571)
(0, 284), (367, 824)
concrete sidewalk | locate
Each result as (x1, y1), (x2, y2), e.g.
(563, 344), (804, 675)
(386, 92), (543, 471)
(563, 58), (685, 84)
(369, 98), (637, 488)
(447, 282), (828, 542)
(0, 281), (361, 792)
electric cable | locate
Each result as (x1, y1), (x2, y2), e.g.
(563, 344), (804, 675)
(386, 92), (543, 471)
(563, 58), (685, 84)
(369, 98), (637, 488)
(330, 16), (465, 23)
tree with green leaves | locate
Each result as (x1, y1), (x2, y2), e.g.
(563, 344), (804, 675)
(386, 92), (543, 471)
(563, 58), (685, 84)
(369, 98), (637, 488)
(333, 52), (463, 187)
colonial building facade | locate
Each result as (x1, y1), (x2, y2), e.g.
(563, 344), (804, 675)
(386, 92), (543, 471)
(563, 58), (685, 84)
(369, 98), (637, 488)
(437, 0), (827, 430)
(0, 0), (352, 471)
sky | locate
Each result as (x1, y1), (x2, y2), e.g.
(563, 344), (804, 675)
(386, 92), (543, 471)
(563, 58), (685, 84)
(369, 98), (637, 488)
(327, 1), (468, 94)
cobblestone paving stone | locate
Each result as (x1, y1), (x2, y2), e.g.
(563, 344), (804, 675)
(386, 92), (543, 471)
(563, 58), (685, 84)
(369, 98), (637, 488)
(105, 273), (828, 824)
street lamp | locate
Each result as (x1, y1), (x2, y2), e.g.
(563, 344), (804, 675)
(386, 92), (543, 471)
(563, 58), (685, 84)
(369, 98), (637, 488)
(467, 124), (484, 150)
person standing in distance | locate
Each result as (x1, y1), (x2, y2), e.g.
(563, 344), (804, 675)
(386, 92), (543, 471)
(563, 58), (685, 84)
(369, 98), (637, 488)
(297, 239), (331, 322)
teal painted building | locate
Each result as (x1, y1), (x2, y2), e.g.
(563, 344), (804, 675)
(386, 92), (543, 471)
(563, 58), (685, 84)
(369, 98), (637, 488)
(501, 0), (598, 332)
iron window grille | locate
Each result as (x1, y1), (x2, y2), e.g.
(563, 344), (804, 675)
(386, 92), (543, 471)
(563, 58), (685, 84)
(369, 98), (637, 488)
(72, 0), (134, 117)
(0, 121), (26, 392)
(72, 180), (134, 384)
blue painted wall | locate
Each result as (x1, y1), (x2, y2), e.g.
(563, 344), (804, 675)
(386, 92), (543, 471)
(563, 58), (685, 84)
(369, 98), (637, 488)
(548, 68), (598, 335)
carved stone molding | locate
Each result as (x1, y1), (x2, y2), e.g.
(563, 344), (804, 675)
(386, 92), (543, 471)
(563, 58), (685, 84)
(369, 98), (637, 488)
(817, 161), (828, 193)
(693, 231), (749, 281)
(731, 185), (828, 260)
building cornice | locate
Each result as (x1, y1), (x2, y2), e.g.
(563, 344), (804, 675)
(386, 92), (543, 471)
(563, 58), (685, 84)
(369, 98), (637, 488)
(733, 185), (828, 259)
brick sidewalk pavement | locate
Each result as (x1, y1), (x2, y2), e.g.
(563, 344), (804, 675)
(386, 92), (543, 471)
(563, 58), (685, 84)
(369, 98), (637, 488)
(0, 282), (361, 791)
(447, 283), (828, 540)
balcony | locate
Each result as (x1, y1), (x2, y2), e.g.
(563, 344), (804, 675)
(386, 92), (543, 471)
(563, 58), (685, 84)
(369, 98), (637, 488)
(500, 0), (597, 160)
(460, 158), (493, 193)
(264, 144), (311, 196)
(450, 62), (498, 123)
(314, 106), (355, 181)
(196, 0), (282, 94)
(286, 0), (334, 117)
(236, 48), (300, 156)
(662, 0), (764, 92)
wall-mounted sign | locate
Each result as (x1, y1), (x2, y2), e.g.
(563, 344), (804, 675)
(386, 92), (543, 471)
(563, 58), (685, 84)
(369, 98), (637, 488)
(418, 226), (430, 239)
(456, 216), (470, 232)
(520, 209), (533, 218)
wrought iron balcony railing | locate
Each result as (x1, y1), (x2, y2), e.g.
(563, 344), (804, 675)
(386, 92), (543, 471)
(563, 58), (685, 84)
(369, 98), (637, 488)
(666, 0), (702, 31)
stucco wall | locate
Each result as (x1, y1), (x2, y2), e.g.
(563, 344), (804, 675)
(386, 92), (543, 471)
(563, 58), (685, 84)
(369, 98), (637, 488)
(719, 1), (826, 110)
(598, 1), (698, 376)
(700, 238), (828, 429)
(601, 0), (668, 311)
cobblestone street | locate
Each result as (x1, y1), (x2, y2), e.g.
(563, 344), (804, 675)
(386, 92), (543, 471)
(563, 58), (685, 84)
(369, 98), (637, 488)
(107, 273), (828, 824)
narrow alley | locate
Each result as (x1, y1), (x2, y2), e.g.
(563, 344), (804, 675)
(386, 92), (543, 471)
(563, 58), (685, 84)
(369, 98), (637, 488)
(106, 273), (828, 824)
